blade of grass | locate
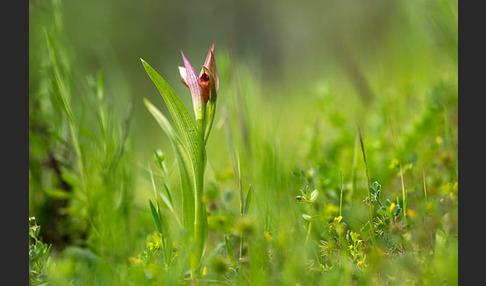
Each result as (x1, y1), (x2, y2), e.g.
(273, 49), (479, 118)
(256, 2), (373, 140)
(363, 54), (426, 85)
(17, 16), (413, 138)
(159, 183), (182, 228)
(244, 184), (253, 216)
(149, 199), (163, 234)
(339, 171), (343, 217)
(399, 163), (408, 222)
(357, 126), (376, 246)
(225, 235), (238, 269)
(423, 164), (428, 202)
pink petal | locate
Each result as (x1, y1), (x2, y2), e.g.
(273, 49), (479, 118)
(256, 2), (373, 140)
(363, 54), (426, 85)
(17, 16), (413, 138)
(181, 50), (201, 102)
(199, 44), (218, 91)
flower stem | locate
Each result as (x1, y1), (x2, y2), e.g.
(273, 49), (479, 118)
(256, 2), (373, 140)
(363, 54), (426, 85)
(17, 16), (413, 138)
(305, 221), (313, 248)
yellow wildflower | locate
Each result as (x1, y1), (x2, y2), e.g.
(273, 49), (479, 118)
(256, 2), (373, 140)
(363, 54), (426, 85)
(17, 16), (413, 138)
(148, 242), (155, 251)
(334, 216), (343, 223)
(435, 136), (443, 145)
(375, 246), (386, 256)
(128, 256), (142, 266)
(389, 203), (396, 212)
(202, 195), (209, 203)
(264, 232), (272, 242)
(406, 209), (416, 219)
(389, 158), (399, 169)
(403, 231), (412, 241)
(202, 266), (208, 276)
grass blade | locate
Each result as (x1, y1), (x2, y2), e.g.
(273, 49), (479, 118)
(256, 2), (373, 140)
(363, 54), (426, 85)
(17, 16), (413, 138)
(244, 184), (253, 216)
(225, 235), (238, 269)
(149, 199), (163, 234)
(357, 126), (376, 246)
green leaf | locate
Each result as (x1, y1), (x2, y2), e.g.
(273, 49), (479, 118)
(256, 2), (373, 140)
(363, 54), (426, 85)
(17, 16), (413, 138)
(161, 182), (174, 209)
(309, 190), (319, 202)
(244, 185), (253, 215)
(144, 99), (194, 232)
(158, 183), (182, 228)
(44, 188), (72, 199)
(149, 199), (163, 234)
(302, 214), (313, 221)
(370, 181), (381, 201)
(224, 235), (238, 268)
(392, 204), (402, 217)
(60, 172), (82, 190)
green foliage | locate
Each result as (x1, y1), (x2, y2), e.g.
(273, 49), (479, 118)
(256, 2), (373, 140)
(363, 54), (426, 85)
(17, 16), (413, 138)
(29, 217), (52, 286)
(29, 0), (457, 285)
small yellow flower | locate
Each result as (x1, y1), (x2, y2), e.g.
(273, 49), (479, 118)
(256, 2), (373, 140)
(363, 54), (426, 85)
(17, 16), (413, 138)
(389, 159), (399, 169)
(128, 256), (142, 266)
(202, 266), (208, 276)
(264, 232), (272, 242)
(453, 182), (458, 191)
(375, 246), (386, 256)
(324, 204), (339, 221)
(435, 136), (443, 145)
(389, 203), (396, 212)
(334, 216), (343, 223)
(202, 195), (209, 203)
(403, 231), (412, 241)
(148, 242), (155, 251)
(406, 209), (416, 219)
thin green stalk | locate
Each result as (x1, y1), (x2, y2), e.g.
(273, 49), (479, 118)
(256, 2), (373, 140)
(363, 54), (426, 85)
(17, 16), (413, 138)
(423, 165), (428, 202)
(239, 235), (243, 284)
(223, 107), (245, 279)
(191, 148), (206, 279)
(339, 171), (344, 217)
(305, 221), (313, 248)
(358, 126), (376, 246)
(399, 163), (408, 222)
(351, 134), (359, 199)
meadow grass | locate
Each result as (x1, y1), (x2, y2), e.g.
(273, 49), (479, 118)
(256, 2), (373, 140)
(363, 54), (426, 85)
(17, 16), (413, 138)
(29, 0), (457, 285)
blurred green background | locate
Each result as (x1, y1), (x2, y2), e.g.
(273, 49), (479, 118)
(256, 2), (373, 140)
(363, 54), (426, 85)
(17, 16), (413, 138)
(29, 0), (457, 284)
(30, 0), (457, 176)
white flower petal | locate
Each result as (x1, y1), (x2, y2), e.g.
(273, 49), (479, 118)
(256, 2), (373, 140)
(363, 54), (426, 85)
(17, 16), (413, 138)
(178, 66), (187, 83)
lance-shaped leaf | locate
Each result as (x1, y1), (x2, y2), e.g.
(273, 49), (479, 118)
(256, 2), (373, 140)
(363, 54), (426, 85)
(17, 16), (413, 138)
(144, 98), (193, 232)
(225, 235), (238, 269)
(149, 199), (163, 234)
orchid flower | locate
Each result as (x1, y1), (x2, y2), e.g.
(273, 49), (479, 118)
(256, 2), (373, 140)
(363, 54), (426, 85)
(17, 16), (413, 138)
(179, 44), (219, 143)
(141, 46), (220, 278)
